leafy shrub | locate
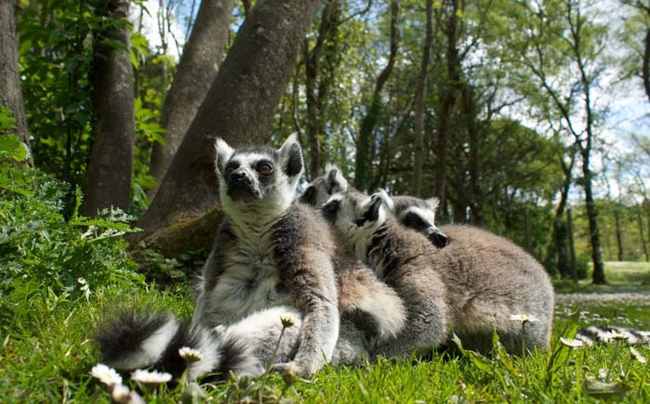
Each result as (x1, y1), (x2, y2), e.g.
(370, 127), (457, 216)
(0, 161), (145, 326)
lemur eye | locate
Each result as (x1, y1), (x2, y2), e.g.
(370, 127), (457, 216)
(257, 163), (273, 175)
(225, 166), (236, 176)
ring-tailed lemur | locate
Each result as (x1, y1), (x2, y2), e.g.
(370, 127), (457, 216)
(321, 190), (555, 358)
(96, 136), (405, 379)
(575, 325), (650, 346)
(299, 165), (449, 247)
(96, 306), (303, 380)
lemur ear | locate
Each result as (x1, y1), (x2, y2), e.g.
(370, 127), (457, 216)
(425, 197), (440, 212)
(214, 138), (234, 174)
(376, 189), (395, 211)
(278, 133), (304, 178)
(325, 164), (348, 193)
(361, 193), (385, 225)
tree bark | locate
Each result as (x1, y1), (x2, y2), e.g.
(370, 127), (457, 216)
(412, 0), (433, 197)
(462, 84), (483, 224)
(0, 0), (30, 150)
(354, 0), (398, 191)
(641, 27), (650, 100)
(545, 151), (574, 276)
(82, 0), (135, 216)
(567, 207), (577, 282)
(524, 207), (533, 254)
(148, 0), (236, 196)
(137, 0), (320, 235)
(435, 0), (461, 219)
(583, 155), (606, 284)
(304, 0), (338, 179)
(614, 207), (624, 261)
(637, 205), (649, 262)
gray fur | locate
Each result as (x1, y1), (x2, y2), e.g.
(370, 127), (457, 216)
(324, 191), (555, 358)
(195, 135), (339, 377)
(300, 167), (448, 247)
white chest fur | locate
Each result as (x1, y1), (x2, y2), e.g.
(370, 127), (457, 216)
(206, 222), (290, 325)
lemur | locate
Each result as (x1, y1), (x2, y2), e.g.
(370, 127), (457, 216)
(96, 136), (405, 380)
(299, 165), (449, 248)
(321, 190), (555, 358)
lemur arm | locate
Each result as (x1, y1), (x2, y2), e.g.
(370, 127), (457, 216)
(280, 248), (339, 377)
(272, 208), (340, 377)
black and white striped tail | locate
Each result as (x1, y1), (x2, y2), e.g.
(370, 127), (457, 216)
(576, 325), (650, 346)
(94, 310), (250, 380)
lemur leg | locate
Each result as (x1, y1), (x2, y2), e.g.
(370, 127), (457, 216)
(372, 281), (449, 360)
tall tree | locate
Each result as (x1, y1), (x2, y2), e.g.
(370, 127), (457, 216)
(0, 0), (30, 149)
(148, 0), (236, 195)
(82, 0), (135, 216)
(354, 0), (399, 191)
(412, 0), (433, 197)
(303, 0), (339, 179)
(434, 0), (461, 216)
(137, 0), (321, 238)
(511, 0), (607, 283)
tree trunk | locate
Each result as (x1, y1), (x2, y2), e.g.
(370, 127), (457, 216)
(462, 85), (483, 224)
(148, 0), (236, 196)
(82, 0), (135, 216)
(637, 205), (649, 262)
(545, 152), (574, 276)
(524, 207), (533, 254)
(304, 0), (338, 179)
(137, 0), (320, 236)
(641, 27), (650, 100)
(614, 207), (624, 261)
(567, 207), (577, 282)
(435, 0), (461, 219)
(0, 0), (30, 150)
(412, 0), (433, 197)
(354, 0), (398, 191)
(582, 154), (606, 284)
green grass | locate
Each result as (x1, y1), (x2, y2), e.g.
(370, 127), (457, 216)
(555, 261), (650, 294)
(2, 266), (650, 403)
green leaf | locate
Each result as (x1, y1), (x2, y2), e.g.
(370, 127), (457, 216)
(451, 334), (498, 377)
(0, 134), (29, 162)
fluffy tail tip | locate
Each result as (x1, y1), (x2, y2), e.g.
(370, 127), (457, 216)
(94, 309), (179, 371)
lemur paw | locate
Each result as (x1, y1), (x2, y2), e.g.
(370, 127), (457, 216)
(272, 361), (314, 378)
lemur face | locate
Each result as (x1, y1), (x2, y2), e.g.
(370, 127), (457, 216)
(299, 165), (348, 207)
(392, 196), (449, 248)
(214, 134), (303, 209)
(321, 190), (389, 242)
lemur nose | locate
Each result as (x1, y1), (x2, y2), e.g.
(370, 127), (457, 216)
(231, 170), (250, 183)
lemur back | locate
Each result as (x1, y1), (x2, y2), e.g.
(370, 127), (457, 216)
(323, 191), (555, 358)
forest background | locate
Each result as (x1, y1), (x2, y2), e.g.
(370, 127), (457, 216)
(2, 0), (650, 289)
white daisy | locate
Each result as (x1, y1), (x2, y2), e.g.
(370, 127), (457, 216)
(111, 384), (131, 403)
(90, 364), (122, 386)
(630, 347), (647, 364)
(509, 314), (538, 323)
(130, 369), (172, 384)
(560, 337), (584, 349)
(179, 347), (203, 363)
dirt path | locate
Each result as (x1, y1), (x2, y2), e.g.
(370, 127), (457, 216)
(556, 291), (650, 304)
